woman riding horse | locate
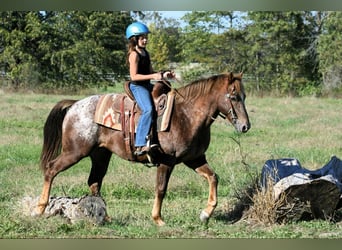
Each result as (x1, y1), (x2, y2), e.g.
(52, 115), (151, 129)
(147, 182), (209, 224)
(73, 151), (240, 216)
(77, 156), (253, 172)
(34, 72), (250, 226)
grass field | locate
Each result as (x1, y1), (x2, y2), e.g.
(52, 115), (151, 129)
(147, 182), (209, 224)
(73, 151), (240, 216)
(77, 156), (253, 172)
(1, 85), (342, 238)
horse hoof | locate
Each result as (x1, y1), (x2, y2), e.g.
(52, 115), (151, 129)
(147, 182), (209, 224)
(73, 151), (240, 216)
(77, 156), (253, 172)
(153, 218), (166, 226)
(199, 210), (209, 223)
(30, 202), (47, 217)
(31, 207), (44, 217)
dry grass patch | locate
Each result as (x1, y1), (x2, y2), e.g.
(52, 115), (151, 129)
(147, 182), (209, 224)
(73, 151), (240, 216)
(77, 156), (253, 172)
(241, 178), (287, 226)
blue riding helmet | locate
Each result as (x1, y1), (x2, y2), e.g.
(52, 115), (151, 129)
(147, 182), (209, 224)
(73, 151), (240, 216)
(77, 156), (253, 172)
(126, 22), (150, 39)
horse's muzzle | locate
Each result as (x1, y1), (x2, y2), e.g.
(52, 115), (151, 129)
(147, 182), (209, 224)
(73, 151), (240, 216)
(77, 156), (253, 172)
(241, 123), (250, 133)
(236, 121), (250, 133)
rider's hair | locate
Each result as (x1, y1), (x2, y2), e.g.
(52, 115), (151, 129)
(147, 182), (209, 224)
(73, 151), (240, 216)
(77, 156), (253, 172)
(126, 36), (139, 66)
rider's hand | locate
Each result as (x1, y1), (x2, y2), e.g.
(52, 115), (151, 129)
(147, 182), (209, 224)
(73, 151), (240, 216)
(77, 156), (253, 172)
(154, 72), (163, 80)
(162, 71), (175, 79)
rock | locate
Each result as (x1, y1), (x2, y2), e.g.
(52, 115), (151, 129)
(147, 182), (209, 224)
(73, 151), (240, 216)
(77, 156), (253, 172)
(44, 195), (107, 225)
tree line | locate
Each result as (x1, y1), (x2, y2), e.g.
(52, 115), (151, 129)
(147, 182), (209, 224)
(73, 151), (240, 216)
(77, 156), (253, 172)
(0, 11), (341, 96)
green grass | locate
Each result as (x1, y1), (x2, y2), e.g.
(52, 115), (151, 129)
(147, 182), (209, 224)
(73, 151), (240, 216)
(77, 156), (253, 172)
(1, 89), (342, 238)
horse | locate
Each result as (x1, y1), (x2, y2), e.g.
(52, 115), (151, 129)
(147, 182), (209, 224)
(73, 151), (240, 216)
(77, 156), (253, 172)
(34, 72), (250, 226)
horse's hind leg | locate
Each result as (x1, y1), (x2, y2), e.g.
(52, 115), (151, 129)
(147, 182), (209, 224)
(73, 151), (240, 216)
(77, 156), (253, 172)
(34, 152), (85, 216)
(88, 147), (112, 196)
(185, 155), (218, 223)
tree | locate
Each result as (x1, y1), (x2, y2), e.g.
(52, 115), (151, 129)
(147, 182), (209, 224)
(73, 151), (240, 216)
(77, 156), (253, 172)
(178, 11), (246, 81)
(317, 11), (342, 92)
(0, 11), (133, 90)
(138, 11), (182, 69)
(245, 11), (321, 95)
(179, 11), (219, 64)
(147, 23), (170, 70)
(46, 11), (131, 87)
(1, 10), (340, 96)
(0, 11), (42, 88)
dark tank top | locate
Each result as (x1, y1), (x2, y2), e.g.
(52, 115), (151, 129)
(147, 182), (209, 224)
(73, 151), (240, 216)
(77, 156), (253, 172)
(135, 49), (151, 85)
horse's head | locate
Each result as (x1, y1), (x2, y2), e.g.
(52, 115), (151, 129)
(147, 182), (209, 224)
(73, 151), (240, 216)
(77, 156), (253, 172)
(218, 72), (250, 133)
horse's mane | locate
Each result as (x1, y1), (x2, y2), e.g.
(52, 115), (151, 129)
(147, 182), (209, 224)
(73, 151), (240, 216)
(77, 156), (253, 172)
(176, 73), (242, 102)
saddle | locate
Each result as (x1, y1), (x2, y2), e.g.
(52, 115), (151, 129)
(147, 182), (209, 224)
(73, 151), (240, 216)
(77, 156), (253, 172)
(94, 81), (175, 161)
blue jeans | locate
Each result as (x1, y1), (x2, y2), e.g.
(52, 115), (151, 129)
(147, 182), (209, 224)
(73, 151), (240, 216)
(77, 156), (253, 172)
(129, 82), (154, 147)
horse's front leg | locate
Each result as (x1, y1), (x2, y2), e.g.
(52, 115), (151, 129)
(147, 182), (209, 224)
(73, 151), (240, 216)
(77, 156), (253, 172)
(185, 155), (218, 223)
(196, 164), (218, 223)
(152, 163), (174, 226)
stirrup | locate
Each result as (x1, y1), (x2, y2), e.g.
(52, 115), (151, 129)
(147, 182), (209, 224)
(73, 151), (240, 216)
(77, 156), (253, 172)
(134, 146), (150, 156)
(145, 136), (161, 164)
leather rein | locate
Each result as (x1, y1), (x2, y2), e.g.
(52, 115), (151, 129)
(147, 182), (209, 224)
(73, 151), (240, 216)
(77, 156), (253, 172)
(160, 74), (239, 123)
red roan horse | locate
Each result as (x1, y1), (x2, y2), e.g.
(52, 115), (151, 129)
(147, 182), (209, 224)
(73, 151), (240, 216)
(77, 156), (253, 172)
(34, 72), (250, 226)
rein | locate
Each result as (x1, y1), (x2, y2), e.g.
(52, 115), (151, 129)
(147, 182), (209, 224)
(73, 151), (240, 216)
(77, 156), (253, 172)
(161, 77), (186, 101)
(162, 74), (238, 123)
(162, 73), (238, 122)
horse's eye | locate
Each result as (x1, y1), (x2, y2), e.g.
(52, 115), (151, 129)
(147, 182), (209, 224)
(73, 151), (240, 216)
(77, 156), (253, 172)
(230, 95), (238, 101)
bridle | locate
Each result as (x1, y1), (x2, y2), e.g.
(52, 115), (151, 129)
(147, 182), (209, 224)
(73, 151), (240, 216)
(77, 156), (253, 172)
(218, 92), (238, 123)
(225, 93), (238, 122)
(217, 77), (242, 123)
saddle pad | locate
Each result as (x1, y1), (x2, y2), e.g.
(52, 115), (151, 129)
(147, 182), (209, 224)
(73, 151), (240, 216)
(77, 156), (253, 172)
(94, 94), (123, 130)
(94, 91), (175, 132)
(159, 90), (175, 131)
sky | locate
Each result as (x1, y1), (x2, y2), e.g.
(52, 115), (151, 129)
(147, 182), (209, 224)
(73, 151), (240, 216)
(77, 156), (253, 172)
(159, 11), (189, 27)
(135, 11), (189, 28)
(159, 11), (190, 20)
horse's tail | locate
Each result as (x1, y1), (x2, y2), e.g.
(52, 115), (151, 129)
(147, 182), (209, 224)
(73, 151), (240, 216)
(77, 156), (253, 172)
(40, 99), (77, 172)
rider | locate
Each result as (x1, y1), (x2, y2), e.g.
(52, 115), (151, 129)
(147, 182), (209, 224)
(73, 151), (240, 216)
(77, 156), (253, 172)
(126, 21), (175, 156)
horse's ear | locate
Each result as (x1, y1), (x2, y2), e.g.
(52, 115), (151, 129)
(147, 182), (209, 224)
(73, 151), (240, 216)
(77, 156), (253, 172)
(239, 71), (243, 78)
